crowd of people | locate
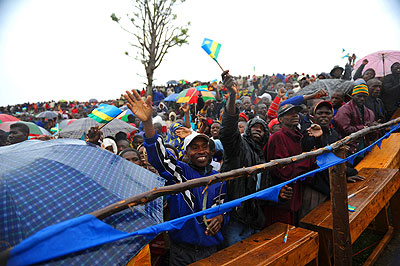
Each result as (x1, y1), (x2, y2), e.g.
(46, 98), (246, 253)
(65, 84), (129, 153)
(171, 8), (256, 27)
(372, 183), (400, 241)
(1, 60), (400, 265)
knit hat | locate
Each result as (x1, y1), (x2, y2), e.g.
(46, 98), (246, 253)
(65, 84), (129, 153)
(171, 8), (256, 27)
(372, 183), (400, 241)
(352, 84), (369, 96)
(268, 118), (280, 131)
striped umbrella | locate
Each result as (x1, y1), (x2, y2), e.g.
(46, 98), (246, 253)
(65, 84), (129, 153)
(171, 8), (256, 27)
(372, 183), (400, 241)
(176, 88), (199, 104)
(0, 114), (20, 123)
(0, 121), (50, 137)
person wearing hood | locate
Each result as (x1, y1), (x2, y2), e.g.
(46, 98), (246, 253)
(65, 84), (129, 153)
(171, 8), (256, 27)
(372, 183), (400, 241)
(353, 59), (376, 82)
(382, 62), (400, 120)
(219, 70), (292, 247)
(366, 78), (386, 122)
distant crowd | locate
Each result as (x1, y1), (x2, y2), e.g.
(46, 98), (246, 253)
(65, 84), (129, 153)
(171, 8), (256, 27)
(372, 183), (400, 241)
(2, 60), (400, 265)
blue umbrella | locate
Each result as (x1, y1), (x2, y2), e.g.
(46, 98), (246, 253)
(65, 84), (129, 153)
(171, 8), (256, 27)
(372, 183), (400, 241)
(164, 93), (178, 102)
(0, 139), (164, 265)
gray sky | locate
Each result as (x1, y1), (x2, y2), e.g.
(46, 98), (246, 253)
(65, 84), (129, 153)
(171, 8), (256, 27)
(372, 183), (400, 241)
(0, 0), (399, 106)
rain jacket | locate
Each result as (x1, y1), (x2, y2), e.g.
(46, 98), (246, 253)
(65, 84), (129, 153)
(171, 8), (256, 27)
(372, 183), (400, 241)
(382, 63), (400, 120)
(144, 133), (227, 247)
(334, 100), (375, 153)
(219, 109), (269, 229)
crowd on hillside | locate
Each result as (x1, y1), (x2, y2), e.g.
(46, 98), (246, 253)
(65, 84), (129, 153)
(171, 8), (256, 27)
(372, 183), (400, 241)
(2, 60), (400, 265)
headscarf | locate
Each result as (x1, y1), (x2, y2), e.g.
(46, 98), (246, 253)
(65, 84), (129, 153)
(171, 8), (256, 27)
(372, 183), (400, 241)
(166, 122), (185, 158)
(101, 138), (117, 154)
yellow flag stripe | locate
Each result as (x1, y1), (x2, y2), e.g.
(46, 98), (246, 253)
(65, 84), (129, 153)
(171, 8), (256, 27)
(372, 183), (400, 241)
(92, 109), (114, 121)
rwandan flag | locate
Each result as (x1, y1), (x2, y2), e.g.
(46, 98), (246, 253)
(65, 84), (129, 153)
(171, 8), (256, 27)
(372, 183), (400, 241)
(201, 38), (221, 61)
(88, 103), (122, 123)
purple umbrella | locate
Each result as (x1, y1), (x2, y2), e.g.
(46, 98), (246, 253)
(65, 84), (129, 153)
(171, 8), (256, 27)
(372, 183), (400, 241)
(354, 50), (400, 77)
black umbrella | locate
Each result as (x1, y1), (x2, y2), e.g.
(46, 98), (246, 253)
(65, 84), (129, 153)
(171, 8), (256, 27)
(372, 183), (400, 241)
(166, 80), (178, 85)
(294, 79), (355, 97)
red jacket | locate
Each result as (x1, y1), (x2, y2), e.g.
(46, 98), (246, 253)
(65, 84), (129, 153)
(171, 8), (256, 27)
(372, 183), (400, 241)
(334, 100), (375, 153)
(267, 126), (315, 212)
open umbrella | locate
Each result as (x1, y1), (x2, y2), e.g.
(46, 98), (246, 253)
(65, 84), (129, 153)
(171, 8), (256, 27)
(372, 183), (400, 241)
(0, 114), (20, 123)
(59, 118), (137, 139)
(0, 139), (164, 265)
(164, 93), (178, 102)
(36, 111), (58, 119)
(0, 121), (51, 137)
(294, 79), (355, 98)
(178, 79), (189, 85)
(354, 50), (400, 77)
(176, 87), (199, 104)
(166, 80), (178, 85)
(89, 98), (98, 103)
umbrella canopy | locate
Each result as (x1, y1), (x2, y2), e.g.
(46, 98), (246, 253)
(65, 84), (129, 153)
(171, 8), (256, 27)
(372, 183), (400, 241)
(178, 79), (189, 85)
(59, 118), (137, 139)
(0, 114), (20, 123)
(0, 121), (51, 137)
(294, 79), (355, 98)
(176, 88), (199, 104)
(166, 80), (178, 85)
(354, 50), (400, 77)
(59, 119), (76, 130)
(36, 111), (58, 119)
(89, 98), (98, 103)
(164, 93), (178, 102)
(0, 139), (164, 265)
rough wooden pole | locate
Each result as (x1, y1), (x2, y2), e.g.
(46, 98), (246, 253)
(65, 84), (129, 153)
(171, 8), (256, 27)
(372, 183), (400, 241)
(329, 147), (352, 266)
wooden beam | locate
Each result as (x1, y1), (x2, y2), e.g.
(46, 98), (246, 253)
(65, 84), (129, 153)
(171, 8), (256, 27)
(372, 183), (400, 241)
(91, 117), (400, 219)
(329, 147), (352, 266)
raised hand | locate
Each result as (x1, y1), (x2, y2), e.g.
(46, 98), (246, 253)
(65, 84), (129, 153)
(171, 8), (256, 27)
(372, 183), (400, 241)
(221, 70), (237, 94)
(179, 102), (190, 113)
(313, 89), (328, 99)
(362, 59), (368, 65)
(124, 89), (153, 122)
(307, 124), (323, 138)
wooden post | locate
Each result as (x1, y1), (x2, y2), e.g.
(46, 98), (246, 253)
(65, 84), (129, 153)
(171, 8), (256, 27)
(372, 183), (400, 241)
(329, 147), (352, 266)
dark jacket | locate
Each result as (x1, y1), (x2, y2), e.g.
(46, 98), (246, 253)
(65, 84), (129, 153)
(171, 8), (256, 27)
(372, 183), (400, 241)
(302, 127), (358, 195)
(219, 109), (269, 229)
(365, 96), (386, 122)
(334, 100), (375, 153)
(382, 63), (400, 120)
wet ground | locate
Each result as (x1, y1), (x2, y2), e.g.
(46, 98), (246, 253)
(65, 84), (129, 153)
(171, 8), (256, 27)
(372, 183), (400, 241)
(374, 233), (400, 266)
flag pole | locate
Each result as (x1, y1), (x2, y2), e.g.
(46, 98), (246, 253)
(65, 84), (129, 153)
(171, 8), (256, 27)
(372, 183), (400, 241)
(215, 60), (224, 72)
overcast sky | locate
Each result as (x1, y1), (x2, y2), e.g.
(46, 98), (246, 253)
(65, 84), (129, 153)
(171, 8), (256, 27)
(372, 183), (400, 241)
(0, 0), (399, 106)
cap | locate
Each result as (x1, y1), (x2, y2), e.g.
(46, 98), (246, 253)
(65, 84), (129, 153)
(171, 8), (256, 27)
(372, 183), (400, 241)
(277, 104), (303, 118)
(313, 100), (333, 114)
(183, 132), (210, 151)
(268, 118), (280, 131)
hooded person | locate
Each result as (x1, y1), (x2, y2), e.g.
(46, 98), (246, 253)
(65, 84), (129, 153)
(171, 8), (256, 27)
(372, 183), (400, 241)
(219, 70), (292, 247)
(382, 62), (400, 120)
(101, 137), (118, 154)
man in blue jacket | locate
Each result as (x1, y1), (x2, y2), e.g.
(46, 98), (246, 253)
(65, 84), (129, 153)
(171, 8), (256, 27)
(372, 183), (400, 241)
(124, 89), (227, 266)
